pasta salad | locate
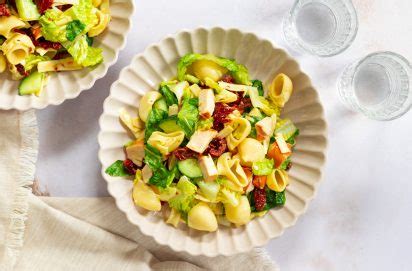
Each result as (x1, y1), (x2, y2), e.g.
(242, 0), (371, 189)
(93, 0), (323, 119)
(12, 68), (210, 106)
(106, 54), (299, 232)
(0, 0), (110, 96)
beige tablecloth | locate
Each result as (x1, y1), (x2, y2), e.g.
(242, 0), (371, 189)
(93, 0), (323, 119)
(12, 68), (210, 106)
(0, 110), (278, 271)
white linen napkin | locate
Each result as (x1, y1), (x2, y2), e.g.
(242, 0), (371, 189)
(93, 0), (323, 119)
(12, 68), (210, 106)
(0, 110), (278, 271)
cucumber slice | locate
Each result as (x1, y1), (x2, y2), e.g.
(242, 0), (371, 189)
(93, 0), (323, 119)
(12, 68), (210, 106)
(153, 98), (168, 112)
(177, 158), (203, 178)
(18, 71), (45, 96)
(159, 116), (182, 133)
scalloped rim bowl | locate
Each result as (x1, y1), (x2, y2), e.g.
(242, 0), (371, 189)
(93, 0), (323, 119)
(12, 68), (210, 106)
(98, 27), (328, 257)
(0, 0), (135, 110)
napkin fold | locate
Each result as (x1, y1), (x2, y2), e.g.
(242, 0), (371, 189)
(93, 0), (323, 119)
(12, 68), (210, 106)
(0, 110), (278, 271)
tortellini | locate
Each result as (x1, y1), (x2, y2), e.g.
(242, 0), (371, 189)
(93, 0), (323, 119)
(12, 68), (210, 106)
(224, 196), (251, 226)
(238, 138), (266, 166)
(88, 8), (111, 37)
(269, 73), (293, 108)
(217, 153), (249, 188)
(0, 16), (27, 38)
(189, 59), (228, 82)
(226, 117), (251, 151)
(119, 108), (145, 139)
(1, 33), (35, 65)
(188, 202), (218, 232)
(132, 180), (161, 211)
(138, 91), (162, 122)
(147, 131), (184, 155)
(0, 54), (6, 73)
(266, 169), (289, 192)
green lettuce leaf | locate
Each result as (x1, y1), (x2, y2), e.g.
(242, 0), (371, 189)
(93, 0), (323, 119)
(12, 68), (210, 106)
(148, 168), (176, 188)
(81, 46), (103, 66)
(197, 117), (214, 130)
(105, 160), (132, 177)
(168, 176), (198, 218)
(275, 118), (298, 142)
(266, 189), (286, 209)
(67, 36), (103, 66)
(159, 85), (178, 106)
(66, 0), (97, 31)
(16, 0), (40, 21)
(252, 159), (274, 176)
(252, 79), (264, 96)
(279, 157), (291, 170)
(86, 34), (94, 46)
(197, 180), (220, 201)
(144, 108), (168, 142)
(177, 176), (197, 195)
(144, 144), (163, 169)
(169, 194), (195, 218)
(144, 144), (177, 188)
(177, 53), (251, 85)
(177, 98), (199, 137)
(39, 9), (70, 43)
(66, 20), (85, 41)
(249, 87), (280, 117)
(24, 55), (50, 71)
(39, 0), (101, 66)
(217, 187), (240, 206)
(286, 129), (299, 145)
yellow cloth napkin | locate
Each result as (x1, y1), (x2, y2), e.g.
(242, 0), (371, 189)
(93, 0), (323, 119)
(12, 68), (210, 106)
(0, 110), (278, 271)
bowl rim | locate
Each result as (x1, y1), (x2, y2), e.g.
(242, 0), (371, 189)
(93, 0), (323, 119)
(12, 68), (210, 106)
(98, 26), (329, 256)
(0, 0), (136, 111)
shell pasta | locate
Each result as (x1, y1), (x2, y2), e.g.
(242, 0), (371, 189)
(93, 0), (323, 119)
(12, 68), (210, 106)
(0, 0), (110, 96)
(105, 53), (299, 232)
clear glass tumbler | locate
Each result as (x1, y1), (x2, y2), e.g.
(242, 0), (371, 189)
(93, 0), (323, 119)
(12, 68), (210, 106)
(338, 52), (412, 121)
(283, 0), (358, 57)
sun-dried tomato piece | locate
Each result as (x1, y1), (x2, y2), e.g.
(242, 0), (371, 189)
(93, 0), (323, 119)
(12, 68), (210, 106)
(204, 137), (227, 158)
(35, 0), (54, 14)
(173, 147), (199, 161)
(15, 64), (30, 77)
(0, 4), (11, 16)
(14, 28), (29, 35)
(53, 51), (71, 60)
(229, 92), (252, 113)
(36, 39), (62, 50)
(56, 4), (72, 11)
(123, 159), (138, 175)
(253, 188), (266, 211)
(220, 74), (234, 83)
(212, 102), (235, 131)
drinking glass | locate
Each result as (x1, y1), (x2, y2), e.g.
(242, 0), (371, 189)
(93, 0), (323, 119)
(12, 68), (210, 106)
(283, 0), (358, 57)
(338, 52), (412, 121)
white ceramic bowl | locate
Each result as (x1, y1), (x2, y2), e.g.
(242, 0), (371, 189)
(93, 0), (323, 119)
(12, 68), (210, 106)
(98, 27), (328, 256)
(0, 0), (134, 110)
